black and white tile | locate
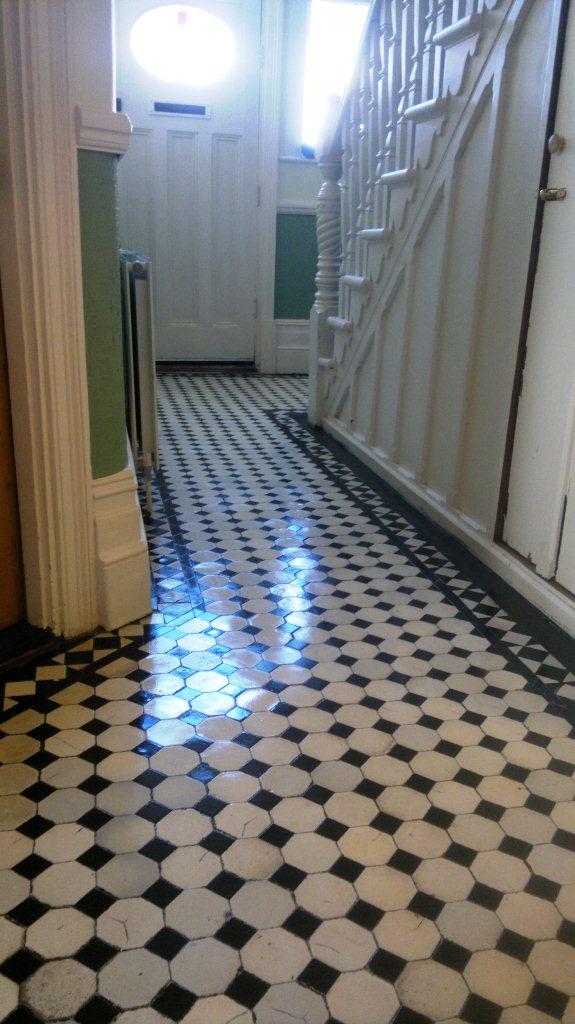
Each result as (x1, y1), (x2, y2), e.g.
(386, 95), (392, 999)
(1, 371), (575, 1023)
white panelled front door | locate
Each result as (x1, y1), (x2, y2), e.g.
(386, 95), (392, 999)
(116, 0), (261, 362)
(503, 2), (575, 593)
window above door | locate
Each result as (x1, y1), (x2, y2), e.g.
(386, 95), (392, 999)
(129, 4), (236, 85)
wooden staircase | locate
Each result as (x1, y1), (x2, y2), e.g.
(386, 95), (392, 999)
(308, 0), (565, 579)
(310, 0), (500, 417)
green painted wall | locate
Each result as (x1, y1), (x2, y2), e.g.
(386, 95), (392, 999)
(274, 212), (318, 320)
(77, 150), (126, 480)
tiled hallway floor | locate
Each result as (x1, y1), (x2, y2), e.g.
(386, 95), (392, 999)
(2, 371), (575, 1023)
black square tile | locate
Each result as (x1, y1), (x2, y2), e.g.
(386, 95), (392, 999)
(408, 891), (444, 921)
(468, 882), (502, 911)
(146, 927), (188, 960)
(75, 888), (115, 919)
(7, 897), (48, 927)
(298, 959), (339, 994)
(461, 993), (502, 1023)
(17, 815), (53, 840)
(553, 828), (575, 852)
(444, 841), (476, 867)
(528, 982), (569, 1020)
(226, 970), (270, 1008)
(474, 800), (505, 822)
(200, 831), (235, 855)
(261, 823), (293, 848)
(498, 834), (532, 860)
(137, 802), (170, 823)
(21, 781), (54, 803)
(423, 806), (454, 829)
(78, 845), (114, 871)
(369, 811), (402, 835)
(249, 789), (281, 811)
(388, 849), (422, 875)
(496, 928), (534, 961)
(354, 778), (383, 800)
(270, 864), (307, 891)
(283, 908), (321, 939)
(140, 837), (175, 862)
(558, 918), (575, 945)
(242, 759), (268, 778)
(78, 775), (110, 796)
(346, 899), (383, 930)
(75, 995), (117, 1024)
(190, 764), (218, 783)
(330, 856), (364, 882)
(215, 917), (257, 949)
(392, 1007), (433, 1024)
(77, 808), (112, 832)
(1, 946), (42, 985)
(316, 818), (347, 842)
(434, 938), (471, 971)
(135, 768), (166, 788)
(76, 937), (116, 970)
(207, 871), (246, 899)
(11, 854), (51, 880)
(152, 982), (197, 1020)
(368, 948), (406, 983)
(2, 1007), (40, 1024)
(305, 784), (333, 805)
(143, 879), (181, 908)
(525, 874), (561, 902)
(341, 748), (368, 767)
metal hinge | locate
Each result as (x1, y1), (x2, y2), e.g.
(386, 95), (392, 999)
(254, 298), (258, 319)
(256, 185), (261, 207)
(539, 187), (567, 201)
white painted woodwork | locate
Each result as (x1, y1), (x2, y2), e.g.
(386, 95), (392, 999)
(92, 448), (152, 631)
(310, 0), (574, 630)
(116, 0), (261, 362)
(255, 0), (283, 373)
(275, 321), (310, 374)
(0, 0), (98, 637)
(75, 107), (132, 155)
(504, 2), (575, 591)
(0, 0), (151, 636)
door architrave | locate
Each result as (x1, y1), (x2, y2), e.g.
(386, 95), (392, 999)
(0, 0), (98, 637)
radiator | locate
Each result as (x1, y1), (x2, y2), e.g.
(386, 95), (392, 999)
(119, 249), (158, 514)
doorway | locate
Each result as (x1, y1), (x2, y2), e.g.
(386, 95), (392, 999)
(116, 0), (262, 363)
(502, 0), (575, 596)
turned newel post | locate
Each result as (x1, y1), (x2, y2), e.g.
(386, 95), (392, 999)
(314, 151), (343, 314)
(308, 101), (343, 427)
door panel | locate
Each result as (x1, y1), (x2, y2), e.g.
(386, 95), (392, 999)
(0, 288), (24, 629)
(116, 0), (261, 361)
(503, 2), (575, 590)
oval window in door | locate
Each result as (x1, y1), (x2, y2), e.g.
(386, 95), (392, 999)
(130, 5), (236, 85)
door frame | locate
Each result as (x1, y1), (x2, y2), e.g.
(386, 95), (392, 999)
(0, 0), (98, 637)
(495, 0), (571, 542)
(115, 0), (283, 371)
(256, 0), (283, 372)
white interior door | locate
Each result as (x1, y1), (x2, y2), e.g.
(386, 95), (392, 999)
(503, 2), (575, 592)
(116, 0), (261, 362)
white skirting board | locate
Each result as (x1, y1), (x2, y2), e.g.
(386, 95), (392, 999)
(276, 320), (310, 374)
(325, 418), (575, 639)
(92, 447), (151, 630)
